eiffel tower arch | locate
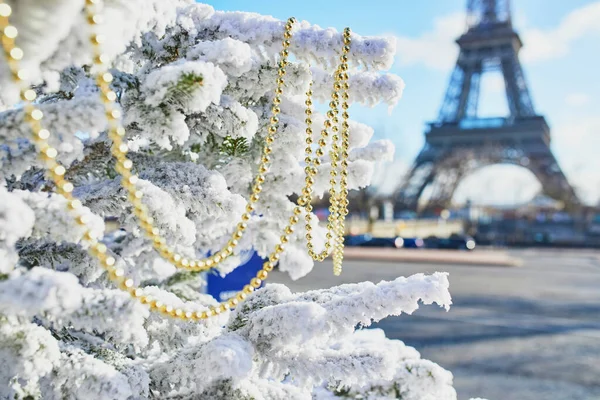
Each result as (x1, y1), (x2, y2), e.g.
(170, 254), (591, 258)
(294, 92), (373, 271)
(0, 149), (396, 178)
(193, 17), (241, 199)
(393, 0), (578, 213)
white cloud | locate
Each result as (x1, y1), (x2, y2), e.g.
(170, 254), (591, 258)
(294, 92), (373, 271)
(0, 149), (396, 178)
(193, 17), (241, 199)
(453, 165), (541, 206)
(371, 159), (409, 196)
(521, 2), (600, 63)
(552, 115), (600, 204)
(394, 12), (464, 71)
(564, 92), (591, 107)
(393, 2), (600, 70)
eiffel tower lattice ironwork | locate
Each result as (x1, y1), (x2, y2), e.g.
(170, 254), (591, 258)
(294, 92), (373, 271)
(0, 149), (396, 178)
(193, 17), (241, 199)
(393, 0), (578, 213)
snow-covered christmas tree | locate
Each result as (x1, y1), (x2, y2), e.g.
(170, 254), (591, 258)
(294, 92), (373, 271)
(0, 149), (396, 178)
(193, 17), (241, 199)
(0, 1), (464, 398)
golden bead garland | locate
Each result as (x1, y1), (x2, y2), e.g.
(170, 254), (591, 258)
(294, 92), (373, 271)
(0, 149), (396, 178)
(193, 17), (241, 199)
(302, 28), (351, 275)
(85, 0), (298, 272)
(0, 1), (301, 321)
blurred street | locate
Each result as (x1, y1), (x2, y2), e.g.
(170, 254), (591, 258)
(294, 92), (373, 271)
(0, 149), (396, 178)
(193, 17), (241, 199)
(272, 248), (600, 400)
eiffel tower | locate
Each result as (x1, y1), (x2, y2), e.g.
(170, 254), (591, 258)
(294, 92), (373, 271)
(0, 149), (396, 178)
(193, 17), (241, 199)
(393, 0), (578, 213)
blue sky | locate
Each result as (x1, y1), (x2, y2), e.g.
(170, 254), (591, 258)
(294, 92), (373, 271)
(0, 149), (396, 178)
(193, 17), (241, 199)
(212, 1), (600, 205)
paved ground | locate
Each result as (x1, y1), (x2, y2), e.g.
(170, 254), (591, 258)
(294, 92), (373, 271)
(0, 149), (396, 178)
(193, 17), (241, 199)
(271, 248), (600, 400)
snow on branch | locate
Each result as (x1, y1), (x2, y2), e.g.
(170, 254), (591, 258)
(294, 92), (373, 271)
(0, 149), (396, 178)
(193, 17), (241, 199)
(0, 319), (61, 399)
(200, 12), (396, 70)
(311, 68), (406, 108)
(230, 272), (451, 350)
(0, 186), (34, 273)
(14, 190), (104, 249)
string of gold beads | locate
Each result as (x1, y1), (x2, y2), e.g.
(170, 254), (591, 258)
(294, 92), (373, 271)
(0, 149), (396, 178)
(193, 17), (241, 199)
(302, 27), (352, 275)
(0, 0), (301, 321)
(86, 0), (297, 272)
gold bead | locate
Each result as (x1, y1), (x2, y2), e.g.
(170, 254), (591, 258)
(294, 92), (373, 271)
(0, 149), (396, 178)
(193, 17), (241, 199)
(237, 222), (247, 231)
(343, 36), (351, 45)
(280, 235), (289, 244)
(257, 270), (268, 280)
(293, 206), (302, 215)
(92, 34), (105, 45)
(246, 203), (255, 213)
(28, 109), (43, 121)
(236, 292), (247, 302)
(227, 298), (239, 308)
(107, 108), (121, 120)
(269, 253), (280, 262)
(263, 262), (275, 272)
(88, 14), (103, 24)
(282, 39), (291, 47)
(43, 147), (58, 159)
(250, 278), (262, 288)
(287, 17), (297, 24)
(152, 300), (164, 311)
(219, 304), (228, 313)
(275, 244), (285, 253)
(280, 49), (289, 58)
(0, 4), (12, 17)
(175, 308), (183, 317)
(59, 182), (74, 194)
(268, 125), (277, 134)
(10, 47), (23, 61)
(270, 116), (279, 124)
(290, 215), (299, 224)
(241, 213), (251, 222)
(15, 69), (29, 81)
(69, 199), (82, 210)
(95, 54), (110, 64)
(278, 68), (286, 76)
(243, 284), (254, 294)
(250, 193), (259, 203)
(21, 89), (36, 101)
(104, 90), (117, 102)
(284, 226), (294, 234)
(95, 243), (107, 254)
(265, 136), (274, 145)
